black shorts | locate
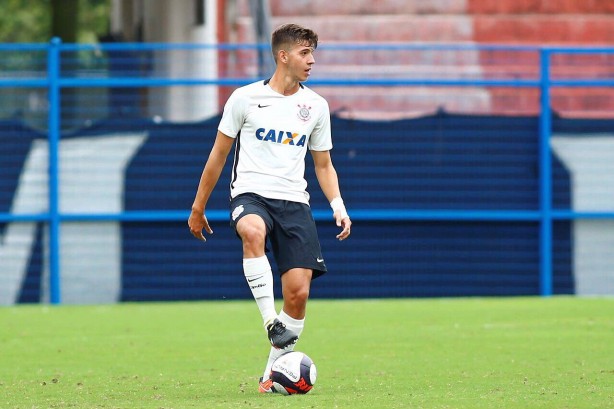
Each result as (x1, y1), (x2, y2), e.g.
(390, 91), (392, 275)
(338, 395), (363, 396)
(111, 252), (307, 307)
(229, 193), (327, 279)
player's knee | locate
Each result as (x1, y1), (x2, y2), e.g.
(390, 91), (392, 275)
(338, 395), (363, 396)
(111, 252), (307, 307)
(287, 286), (310, 307)
(238, 224), (266, 248)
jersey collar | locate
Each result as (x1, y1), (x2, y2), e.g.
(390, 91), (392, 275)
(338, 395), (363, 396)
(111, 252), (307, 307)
(263, 78), (304, 89)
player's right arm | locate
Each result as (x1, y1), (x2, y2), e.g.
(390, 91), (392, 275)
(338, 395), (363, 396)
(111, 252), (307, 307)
(188, 131), (235, 241)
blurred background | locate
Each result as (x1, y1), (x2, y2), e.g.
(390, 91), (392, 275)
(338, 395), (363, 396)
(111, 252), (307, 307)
(1, 0), (614, 305)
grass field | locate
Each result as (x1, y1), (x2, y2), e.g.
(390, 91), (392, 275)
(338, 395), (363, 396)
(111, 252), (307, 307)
(1, 297), (613, 409)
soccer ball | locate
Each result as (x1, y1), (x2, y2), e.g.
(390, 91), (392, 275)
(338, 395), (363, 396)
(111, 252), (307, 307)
(269, 351), (317, 395)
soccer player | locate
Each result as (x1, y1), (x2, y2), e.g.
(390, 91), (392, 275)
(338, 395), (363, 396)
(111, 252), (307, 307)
(188, 23), (351, 393)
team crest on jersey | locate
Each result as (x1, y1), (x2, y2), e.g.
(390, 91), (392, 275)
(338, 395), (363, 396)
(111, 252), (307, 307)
(297, 104), (312, 122)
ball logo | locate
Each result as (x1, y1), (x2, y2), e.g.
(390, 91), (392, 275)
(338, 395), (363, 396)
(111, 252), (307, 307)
(255, 128), (307, 147)
(272, 361), (300, 382)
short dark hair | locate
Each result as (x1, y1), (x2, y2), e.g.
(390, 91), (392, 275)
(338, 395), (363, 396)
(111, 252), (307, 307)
(271, 24), (318, 61)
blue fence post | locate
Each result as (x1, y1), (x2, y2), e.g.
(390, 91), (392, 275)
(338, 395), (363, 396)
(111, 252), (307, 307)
(47, 37), (62, 304)
(538, 48), (553, 296)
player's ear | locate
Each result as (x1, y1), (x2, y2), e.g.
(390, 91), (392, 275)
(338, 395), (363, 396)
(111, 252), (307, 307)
(279, 49), (288, 64)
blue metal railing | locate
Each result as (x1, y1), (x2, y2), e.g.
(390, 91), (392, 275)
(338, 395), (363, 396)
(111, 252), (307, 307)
(538, 49), (553, 296)
(47, 38), (62, 304)
(2, 40), (614, 303)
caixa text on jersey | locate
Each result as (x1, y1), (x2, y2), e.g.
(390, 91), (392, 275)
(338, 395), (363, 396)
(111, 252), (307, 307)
(255, 128), (307, 147)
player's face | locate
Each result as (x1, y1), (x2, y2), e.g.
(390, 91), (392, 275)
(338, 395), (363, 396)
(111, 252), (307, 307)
(286, 42), (315, 82)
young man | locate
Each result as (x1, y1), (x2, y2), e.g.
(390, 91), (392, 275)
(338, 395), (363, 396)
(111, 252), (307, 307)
(188, 23), (351, 393)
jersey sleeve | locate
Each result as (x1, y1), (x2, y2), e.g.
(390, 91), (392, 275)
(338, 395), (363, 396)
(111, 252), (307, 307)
(218, 90), (248, 138)
(308, 99), (333, 151)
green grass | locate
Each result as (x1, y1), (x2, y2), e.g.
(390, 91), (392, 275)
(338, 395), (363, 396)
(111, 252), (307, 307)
(1, 297), (613, 408)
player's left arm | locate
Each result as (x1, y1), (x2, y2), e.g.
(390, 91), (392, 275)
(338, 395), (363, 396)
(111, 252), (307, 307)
(311, 150), (351, 240)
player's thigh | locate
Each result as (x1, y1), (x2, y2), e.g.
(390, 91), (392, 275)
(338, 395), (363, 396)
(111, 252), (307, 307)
(230, 193), (273, 245)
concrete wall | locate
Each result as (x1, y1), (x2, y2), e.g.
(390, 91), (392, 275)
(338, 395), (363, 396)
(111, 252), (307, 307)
(110, 0), (219, 121)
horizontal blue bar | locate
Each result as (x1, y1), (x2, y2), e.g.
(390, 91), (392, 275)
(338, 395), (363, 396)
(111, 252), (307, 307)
(318, 43), (542, 52)
(56, 42), (533, 53)
(0, 213), (50, 222)
(72, 43), (223, 51)
(56, 77), (541, 88)
(550, 79), (614, 87)
(0, 76), (604, 89)
(0, 78), (48, 88)
(58, 78), (254, 88)
(547, 47), (614, 54)
(3, 42), (612, 54)
(59, 210), (199, 221)
(311, 79), (541, 87)
(552, 210), (614, 219)
(339, 210), (542, 221)
(19, 77), (614, 89)
(0, 43), (48, 51)
(3, 209), (614, 223)
(0, 209), (540, 223)
(1, 77), (607, 89)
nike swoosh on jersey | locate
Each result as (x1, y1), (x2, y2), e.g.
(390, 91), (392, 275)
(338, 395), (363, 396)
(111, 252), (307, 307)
(258, 104), (271, 108)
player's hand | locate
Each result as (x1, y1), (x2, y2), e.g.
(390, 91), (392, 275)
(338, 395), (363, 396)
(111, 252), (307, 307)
(334, 212), (351, 241)
(188, 209), (213, 241)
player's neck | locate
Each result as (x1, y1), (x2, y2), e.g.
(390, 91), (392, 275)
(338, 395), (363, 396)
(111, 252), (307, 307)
(268, 72), (301, 96)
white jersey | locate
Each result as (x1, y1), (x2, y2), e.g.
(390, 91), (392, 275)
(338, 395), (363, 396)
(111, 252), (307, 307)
(218, 80), (332, 204)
